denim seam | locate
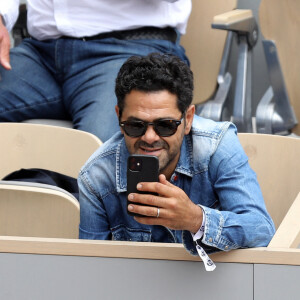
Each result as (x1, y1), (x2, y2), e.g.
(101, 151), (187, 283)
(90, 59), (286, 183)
(203, 208), (241, 250)
(0, 93), (62, 114)
(80, 172), (102, 200)
(186, 134), (194, 171)
(79, 224), (104, 235)
(191, 121), (232, 140)
(111, 224), (152, 242)
(175, 134), (209, 176)
(163, 226), (176, 242)
(80, 148), (117, 172)
(111, 224), (151, 233)
(210, 122), (232, 158)
(116, 139), (126, 191)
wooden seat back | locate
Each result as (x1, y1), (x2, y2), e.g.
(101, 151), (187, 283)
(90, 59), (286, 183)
(259, 0), (300, 135)
(181, 0), (237, 104)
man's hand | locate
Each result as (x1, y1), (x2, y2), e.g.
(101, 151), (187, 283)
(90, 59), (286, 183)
(127, 174), (203, 233)
(0, 16), (11, 70)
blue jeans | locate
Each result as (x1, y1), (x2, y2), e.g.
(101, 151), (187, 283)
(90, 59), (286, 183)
(0, 36), (188, 142)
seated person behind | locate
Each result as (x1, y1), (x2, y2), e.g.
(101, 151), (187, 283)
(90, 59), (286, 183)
(0, 0), (191, 142)
(78, 53), (275, 257)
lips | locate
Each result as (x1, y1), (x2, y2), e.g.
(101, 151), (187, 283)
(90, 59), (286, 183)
(140, 146), (161, 152)
(139, 147), (162, 156)
(135, 140), (168, 156)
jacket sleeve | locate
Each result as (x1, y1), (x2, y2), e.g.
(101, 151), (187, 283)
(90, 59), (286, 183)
(78, 171), (112, 240)
(183, 126), (275, 255)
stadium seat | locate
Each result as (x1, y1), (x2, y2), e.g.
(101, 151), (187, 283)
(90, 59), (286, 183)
(239, 133), (300, 230)
(0, 181), (80, 238)
(256, 0), (300, 135)
(0, 122), (102, 179)
(0, 123), (102, 238)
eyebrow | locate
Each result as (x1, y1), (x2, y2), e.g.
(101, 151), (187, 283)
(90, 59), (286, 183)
(125, 115), (182, 122)
(126, 116), (143, 122)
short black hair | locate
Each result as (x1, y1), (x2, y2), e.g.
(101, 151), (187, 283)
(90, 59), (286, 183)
(115, 53), (193, 117)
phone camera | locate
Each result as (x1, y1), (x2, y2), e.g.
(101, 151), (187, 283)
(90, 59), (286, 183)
(129, 157), (142, 171)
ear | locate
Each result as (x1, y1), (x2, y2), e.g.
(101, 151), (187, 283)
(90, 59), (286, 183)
(115, 105), (125, 134)
(115, 105), (120, 119)
(184, 105), (195, 135)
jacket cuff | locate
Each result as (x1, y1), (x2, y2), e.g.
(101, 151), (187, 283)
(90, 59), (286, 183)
(200, 206), (239, 251)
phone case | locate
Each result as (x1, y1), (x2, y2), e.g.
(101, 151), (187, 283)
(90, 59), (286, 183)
(127, 155), (159, 217)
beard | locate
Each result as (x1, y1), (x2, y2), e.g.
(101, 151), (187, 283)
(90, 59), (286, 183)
(132, 138), (181, 174)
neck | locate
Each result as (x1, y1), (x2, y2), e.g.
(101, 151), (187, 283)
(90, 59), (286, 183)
(161, 152), (180, 181)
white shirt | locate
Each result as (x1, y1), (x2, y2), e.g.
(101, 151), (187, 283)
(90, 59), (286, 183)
(0, 0), (192, 40)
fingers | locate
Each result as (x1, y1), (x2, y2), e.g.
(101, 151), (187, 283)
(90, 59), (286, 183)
(128, 203), (161, 218)
(134, 215), (164, 226)
(135, 180), (175, 198)
(128, 192), (163, 208)
(127, 179), (179, 216)
(0, 24), (11, 70)
(0, 51), (11, 70)
(127, 176), (203, 231)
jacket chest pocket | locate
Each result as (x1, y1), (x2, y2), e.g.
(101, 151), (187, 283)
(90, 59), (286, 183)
(112, 225), (152, 242)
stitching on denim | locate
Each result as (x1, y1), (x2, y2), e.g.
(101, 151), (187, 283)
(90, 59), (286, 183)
(80, 148), (116, 172)
(116, 138), (126, 191)
(191, 121), (232, 139)
(111, 224), (151, 233)
(111, 224), (152, 242)
(0, 89), (62, 114)
(209, 122), (232, 156)
(80, 172), (101, 199)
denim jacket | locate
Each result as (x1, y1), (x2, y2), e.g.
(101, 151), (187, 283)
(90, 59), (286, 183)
(78, 116), (275, 255)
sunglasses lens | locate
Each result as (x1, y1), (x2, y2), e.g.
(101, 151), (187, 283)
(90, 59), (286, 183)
(155, 120), (179, 136)
(121, 117), (182, 137)
(123, 121), (145, 137)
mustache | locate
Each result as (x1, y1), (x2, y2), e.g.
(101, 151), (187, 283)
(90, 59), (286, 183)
(135, 140), (168, 149)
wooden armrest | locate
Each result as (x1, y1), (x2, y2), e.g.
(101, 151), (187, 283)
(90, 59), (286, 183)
(268, 192), (300, 248)
(213, 9), (253, 26)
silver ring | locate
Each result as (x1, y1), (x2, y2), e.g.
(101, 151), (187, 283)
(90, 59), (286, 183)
(156, 208), (160, 218)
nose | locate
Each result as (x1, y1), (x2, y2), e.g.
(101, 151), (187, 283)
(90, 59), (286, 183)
(141, 124), (160, 144)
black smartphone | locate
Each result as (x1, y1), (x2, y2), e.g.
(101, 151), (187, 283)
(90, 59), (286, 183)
(127, 154), (159, 217)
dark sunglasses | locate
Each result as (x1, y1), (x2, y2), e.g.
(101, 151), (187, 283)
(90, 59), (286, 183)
(119, 116), (184, 137)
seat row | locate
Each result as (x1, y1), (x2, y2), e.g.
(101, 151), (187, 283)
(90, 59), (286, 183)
(0, 122), (299, 249)
(0, 123), (102, 239)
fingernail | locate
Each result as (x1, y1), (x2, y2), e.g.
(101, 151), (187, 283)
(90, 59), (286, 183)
(137, 183), (142, 189)
(128, 194), (134, 200)
(128, 205), (134, 211)
(4, 62), (11, 70)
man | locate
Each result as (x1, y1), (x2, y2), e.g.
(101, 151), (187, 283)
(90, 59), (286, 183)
(0, 0), (191, 142)
(78, 53), (275, 259)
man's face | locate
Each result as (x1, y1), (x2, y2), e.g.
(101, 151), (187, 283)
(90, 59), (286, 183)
(116, 90), (194, 179)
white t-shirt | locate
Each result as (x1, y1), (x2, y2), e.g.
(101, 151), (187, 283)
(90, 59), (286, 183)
(0, 0), (192, 40)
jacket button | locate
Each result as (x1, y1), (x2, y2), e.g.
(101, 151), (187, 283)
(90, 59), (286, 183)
(208, 237), (213, 243)
(225, 245), (229, 250)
